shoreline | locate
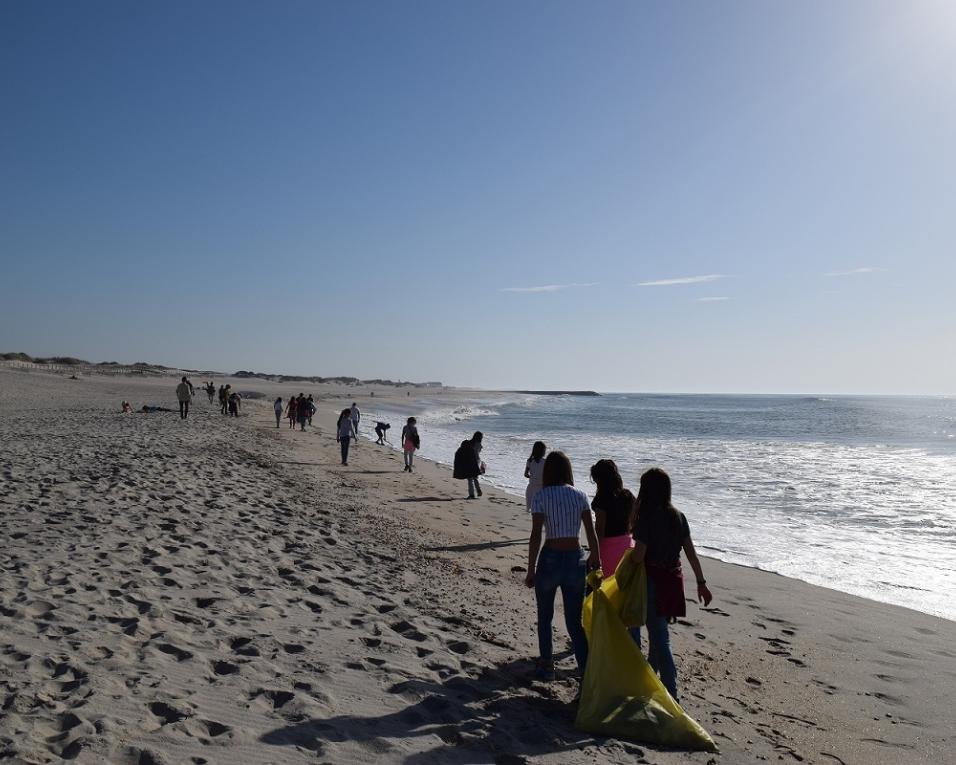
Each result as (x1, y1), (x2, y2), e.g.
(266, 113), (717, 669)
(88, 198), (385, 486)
(351, 393), (955, 627)
(2, 367), (954, 764)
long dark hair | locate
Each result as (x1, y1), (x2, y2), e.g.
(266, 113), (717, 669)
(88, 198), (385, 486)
(590, 459), (623, 498)
(542, 451), (574, 487)
(529, 441), (546, 463)
(635, 467), (682, 534)
(592, 459), (635, 523)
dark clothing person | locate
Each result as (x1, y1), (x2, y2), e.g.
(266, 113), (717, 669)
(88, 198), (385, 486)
(453, 441), (481, 498)
(175, 379), (192, 419)
(375, 422), (390, 444)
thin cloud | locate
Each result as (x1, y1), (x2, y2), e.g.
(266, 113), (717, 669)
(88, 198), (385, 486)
(697, 296), (730, 302)
(501, 282), (597, 293)
(637, 274), (726, 287)
(825, 267), (886, 277)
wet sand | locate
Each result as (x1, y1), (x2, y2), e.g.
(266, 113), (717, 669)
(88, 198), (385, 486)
(1, 365), (953, 764)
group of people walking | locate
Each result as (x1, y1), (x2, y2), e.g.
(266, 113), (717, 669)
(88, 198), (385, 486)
(522, 444), (712, 701)
(277, 394), (316, 430)
(171, 378), (241, 418)
(218, 384), (241, 416)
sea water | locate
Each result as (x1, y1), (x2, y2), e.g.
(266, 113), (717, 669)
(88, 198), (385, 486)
(365, 393), (956, 622)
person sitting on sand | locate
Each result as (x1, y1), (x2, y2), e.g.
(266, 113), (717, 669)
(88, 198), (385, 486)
(630, 467), (712, 701)
(121, 401), (133, 413)
(590, 459), (636, 577)
(525, 451), (601, 680)
(374, 421), (390, 444)
(286, 396), (297, 428)
(401, 417), (419, 473)
(336, 407), (357, 465)
(274, 397), (283, 428)
(453, 439), (482, 499)
(524, 441), (546, 509)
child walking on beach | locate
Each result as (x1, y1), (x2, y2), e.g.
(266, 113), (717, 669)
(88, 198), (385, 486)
(524, 441), (547, 509)
(525, 451), (601, 680)
(401, 417), (419, 472)
(274, 397), (283, 428)
(286, 397), (297, 429)
(590, 459), (636, 576)
(631, 467), (713, 701)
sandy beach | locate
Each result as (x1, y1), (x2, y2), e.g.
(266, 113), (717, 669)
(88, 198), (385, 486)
(1, 364), (954, 765)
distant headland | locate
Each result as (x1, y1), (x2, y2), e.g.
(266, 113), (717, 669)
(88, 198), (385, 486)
(513, 390), (600, 397)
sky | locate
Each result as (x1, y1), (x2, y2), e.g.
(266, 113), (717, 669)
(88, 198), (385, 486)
(1, 1), (955, 393)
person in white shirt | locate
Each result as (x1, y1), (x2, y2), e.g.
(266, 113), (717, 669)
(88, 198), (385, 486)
(273, 397), (283, 428)
(525, 451), (601, 680)
(350, 403), (361, 443)
(524, 441), (547, 509)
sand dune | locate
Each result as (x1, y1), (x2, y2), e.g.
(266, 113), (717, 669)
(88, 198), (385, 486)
(1, 366), (953, 764)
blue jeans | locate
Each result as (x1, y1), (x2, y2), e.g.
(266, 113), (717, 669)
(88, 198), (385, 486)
(634, 577), (678, 699)
(534, 547), (588, 671)
(339, 436), (351, 464)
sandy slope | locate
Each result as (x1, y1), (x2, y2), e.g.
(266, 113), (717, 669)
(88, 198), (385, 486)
(1, 366), (953, 765)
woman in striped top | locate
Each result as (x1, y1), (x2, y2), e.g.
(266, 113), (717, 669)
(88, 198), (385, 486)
(525, 451), (601, 680)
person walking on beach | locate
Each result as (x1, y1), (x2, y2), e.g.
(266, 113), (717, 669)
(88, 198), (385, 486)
(401, 417), (419, 472)
(453, 439), (482, 499)
(375, 421), (391, 444)
(274, 397), (283, 428)
(350, 403), (361, 441)
(296, 393), (309, 431)
(206, 382), (216, 404)
(228, 390), (241, 417)
(337, 407), (357, 465)
(590, 459), (636, 576)
(524, 441), (547, 509)
(307, 394), (315, 426)
(470, 432), (484, 496)
(525, 451), (601, 680)
(286, 396), (297, 429)
(219, 385), (229, 415)
(630, 467), (712, 701)
(176, 376), (192, 419)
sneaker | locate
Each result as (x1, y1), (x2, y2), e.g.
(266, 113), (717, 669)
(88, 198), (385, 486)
(533, 661), (556, 682)
(467, 495), (476, 500)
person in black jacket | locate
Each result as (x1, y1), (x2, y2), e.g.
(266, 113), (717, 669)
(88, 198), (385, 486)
(453, 439), (481, 499)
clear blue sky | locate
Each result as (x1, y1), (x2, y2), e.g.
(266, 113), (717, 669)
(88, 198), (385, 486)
(2, 1), (954, 393)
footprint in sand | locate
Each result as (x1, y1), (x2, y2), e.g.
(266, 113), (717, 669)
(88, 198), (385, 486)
(389, 619), (428, 642)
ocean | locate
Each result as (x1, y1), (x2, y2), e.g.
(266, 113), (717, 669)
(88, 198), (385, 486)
(364, 393), (956, 622)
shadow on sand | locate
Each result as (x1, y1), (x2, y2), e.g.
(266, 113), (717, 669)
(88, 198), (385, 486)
(259, 658), (604, 764)
(398, 496), (456, 503)
(425, 538), (528, 553)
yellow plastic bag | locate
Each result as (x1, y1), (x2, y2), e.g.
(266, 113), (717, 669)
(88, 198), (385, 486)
(611, 549), (646, 628)
(576, 571), (716, 751)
